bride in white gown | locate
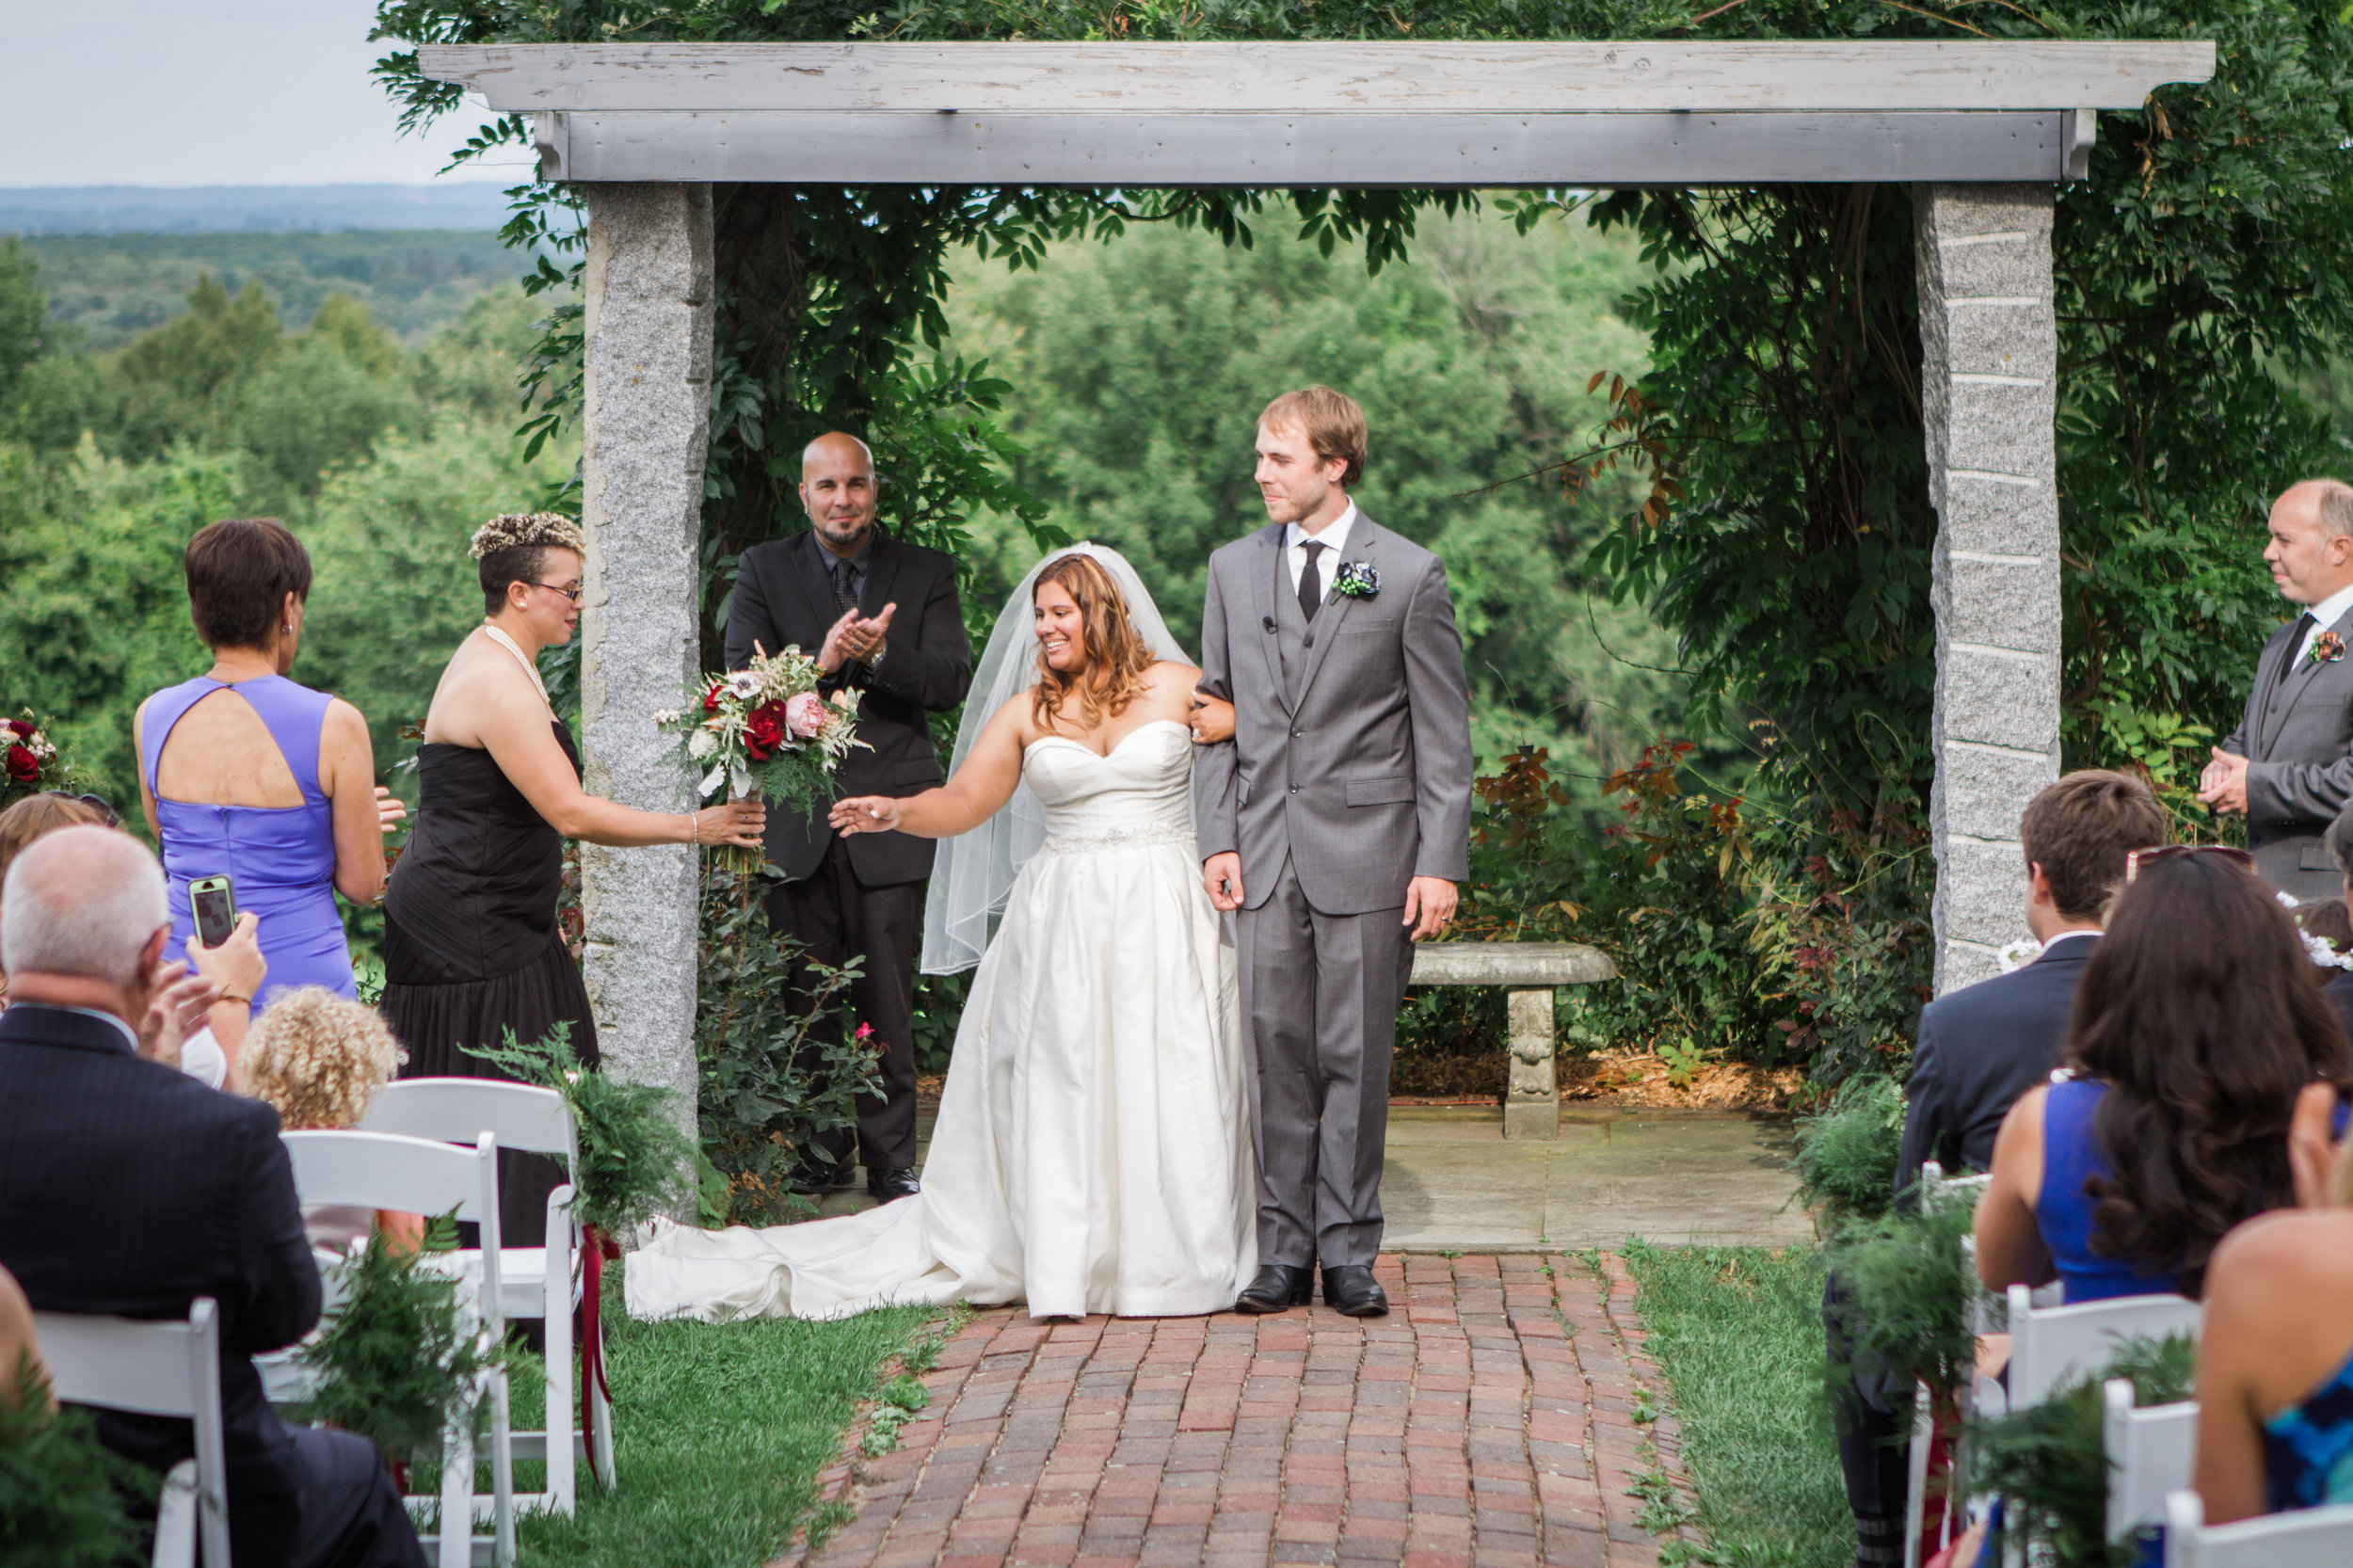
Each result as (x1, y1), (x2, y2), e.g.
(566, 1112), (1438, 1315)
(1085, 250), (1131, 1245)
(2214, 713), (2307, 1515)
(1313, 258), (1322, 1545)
(626, 545), (1255, 1321)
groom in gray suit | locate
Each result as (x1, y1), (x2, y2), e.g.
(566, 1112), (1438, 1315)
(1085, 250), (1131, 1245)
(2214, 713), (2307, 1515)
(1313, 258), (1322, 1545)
(1193, 386), (1474, 1318)
(2201, 479), (2353, 900)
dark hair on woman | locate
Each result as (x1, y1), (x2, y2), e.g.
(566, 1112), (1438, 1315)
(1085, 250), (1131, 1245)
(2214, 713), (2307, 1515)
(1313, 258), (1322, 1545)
(184, 518), (313, 650)
(469, 513), (585, 616)
(2063, 850), (2353, 1296)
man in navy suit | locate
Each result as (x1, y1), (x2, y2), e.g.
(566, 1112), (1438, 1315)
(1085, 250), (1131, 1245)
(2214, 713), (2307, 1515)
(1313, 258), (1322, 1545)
(1829, 771), (2166, 1568)
(0, 826), (421, 1568)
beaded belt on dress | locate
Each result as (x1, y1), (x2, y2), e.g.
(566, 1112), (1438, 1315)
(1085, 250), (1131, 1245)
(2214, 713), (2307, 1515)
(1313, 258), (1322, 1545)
(1038, 822), (1196, 856)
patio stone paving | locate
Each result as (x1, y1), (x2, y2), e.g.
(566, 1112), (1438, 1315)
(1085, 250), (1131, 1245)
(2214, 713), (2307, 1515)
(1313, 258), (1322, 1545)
(776, 1253), (1704, 1568)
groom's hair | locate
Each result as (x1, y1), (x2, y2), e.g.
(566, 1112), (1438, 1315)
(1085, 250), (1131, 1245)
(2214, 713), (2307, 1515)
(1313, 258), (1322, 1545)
(1260, 386), (1367, 488)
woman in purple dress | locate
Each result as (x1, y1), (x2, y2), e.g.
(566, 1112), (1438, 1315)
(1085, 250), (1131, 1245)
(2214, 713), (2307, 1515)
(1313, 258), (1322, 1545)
(135, 519), (404, 1021)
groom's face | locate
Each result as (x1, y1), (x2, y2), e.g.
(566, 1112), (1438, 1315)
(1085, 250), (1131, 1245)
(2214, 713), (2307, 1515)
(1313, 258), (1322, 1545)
(1255, 421), (1349, 527)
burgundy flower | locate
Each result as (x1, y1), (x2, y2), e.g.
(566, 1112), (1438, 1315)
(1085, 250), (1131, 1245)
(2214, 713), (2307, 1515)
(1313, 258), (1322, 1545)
(5, 719), (31, 740)
(5, 744), (37, 783)
(702, 680), (726, 714)
(743, 700), (789, 761)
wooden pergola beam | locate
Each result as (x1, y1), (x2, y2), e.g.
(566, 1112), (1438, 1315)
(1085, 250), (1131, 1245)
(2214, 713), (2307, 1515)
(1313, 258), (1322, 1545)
(422, 40), (2214, 115)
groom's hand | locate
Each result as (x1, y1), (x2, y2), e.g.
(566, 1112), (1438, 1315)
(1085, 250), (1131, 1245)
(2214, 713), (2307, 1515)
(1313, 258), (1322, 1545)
(1403, 876), (1458, 942)
(1204, 853), (1245, 912)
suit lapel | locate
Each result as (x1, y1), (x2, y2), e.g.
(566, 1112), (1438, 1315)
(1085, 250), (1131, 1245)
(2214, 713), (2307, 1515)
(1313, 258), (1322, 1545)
(1289, 517), (1376, 712)
(859, 530), (904, 620)
(1250, 526), (1291, 715)
(782, 532), (839, 650)
(2265, 605), (2353, 753)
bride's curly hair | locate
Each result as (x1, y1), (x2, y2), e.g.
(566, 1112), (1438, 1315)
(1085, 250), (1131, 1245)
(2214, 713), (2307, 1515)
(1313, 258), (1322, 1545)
(2062, 850), (2353, 1296)
(1031, 552), (1155, 732)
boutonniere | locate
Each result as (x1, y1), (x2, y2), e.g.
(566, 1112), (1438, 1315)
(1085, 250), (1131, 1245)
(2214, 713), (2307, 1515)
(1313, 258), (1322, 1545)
(2311, 630), (2347, 667)
(1332, 561), (1380, 600)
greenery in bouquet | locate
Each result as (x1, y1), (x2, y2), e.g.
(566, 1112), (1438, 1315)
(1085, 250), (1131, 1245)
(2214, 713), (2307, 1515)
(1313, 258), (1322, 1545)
(1965, 1334), (2197, 1568)
(0, 711), (72, 809)
(0, 1352), (154, 1568)
(462, 1023), (712, 1235)
(294, 1227), (505, 1470)
(656, 645), (863, 820)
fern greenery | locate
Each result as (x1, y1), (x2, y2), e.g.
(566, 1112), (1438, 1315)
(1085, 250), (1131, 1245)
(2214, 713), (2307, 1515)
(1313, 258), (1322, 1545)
(1792, 1073), (1904, 1230)
(0, 1351), (153, 1567)
(294, 1230), (504, 1469)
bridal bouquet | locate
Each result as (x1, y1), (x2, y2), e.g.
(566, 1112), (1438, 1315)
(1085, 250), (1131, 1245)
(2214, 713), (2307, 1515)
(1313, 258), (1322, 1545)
(0, 711), (69, 809)
(655, 646), (863, 864)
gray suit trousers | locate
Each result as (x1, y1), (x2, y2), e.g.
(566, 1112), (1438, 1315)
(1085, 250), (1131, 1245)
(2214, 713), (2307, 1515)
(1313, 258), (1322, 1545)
(1237, 856), (1416, 1268)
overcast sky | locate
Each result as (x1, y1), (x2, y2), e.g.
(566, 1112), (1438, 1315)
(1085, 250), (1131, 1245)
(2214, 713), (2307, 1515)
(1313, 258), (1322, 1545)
(1, 0), (528, 187)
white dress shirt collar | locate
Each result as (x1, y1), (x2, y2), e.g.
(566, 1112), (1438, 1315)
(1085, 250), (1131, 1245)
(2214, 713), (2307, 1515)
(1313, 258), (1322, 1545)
(2295, 582), (2353, 664)
(1284, 501), (1360, 595)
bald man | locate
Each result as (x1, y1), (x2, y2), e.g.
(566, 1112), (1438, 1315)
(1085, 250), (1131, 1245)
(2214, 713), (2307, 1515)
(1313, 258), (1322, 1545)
(725, 433), (973, 1202)
(2204, 479), (2353, 899)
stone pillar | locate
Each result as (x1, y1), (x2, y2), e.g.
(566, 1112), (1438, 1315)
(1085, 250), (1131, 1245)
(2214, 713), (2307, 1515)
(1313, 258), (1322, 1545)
(1914, 184), (2062, 995)
(1504, 987), (1561, 1141)
(577, 183), (714, 1129)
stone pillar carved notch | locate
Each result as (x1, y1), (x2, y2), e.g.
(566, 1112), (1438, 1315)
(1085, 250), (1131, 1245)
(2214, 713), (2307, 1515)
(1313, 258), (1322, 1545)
(577, 183), (714, 1130)
(1913, 183), (2062, 995)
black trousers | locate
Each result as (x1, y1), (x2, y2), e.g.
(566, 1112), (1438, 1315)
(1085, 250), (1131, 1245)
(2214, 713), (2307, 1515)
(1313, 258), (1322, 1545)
(764, 835), (924, 1171)
(217, 1427), (423, 1568)
(1822, 1269), (1912, 1520)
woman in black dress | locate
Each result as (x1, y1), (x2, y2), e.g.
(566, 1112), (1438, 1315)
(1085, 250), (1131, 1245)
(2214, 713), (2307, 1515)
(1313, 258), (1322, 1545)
(383, 513), (763, 1244)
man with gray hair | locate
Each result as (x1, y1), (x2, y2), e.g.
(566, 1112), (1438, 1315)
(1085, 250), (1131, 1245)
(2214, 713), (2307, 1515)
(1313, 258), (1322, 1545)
(2202, 479), (2353, 899)
(0, 826), (422, 1568)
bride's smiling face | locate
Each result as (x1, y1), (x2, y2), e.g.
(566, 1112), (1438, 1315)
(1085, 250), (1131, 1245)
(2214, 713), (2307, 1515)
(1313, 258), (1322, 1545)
(1034, 580), (1088, 674)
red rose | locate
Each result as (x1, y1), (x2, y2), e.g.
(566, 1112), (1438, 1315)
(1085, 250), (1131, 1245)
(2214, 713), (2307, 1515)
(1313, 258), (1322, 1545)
(5, 719), (31, 740)
(743, 700), (788, 761)
(5, 744), (37, 783)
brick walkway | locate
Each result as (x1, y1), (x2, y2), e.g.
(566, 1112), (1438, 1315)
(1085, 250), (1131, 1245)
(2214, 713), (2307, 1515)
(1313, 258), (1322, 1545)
(779, 1254), (1701, 1568)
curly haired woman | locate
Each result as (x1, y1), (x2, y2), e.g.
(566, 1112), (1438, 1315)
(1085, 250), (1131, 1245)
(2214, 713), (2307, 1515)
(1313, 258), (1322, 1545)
(380, 514), (762, 1246)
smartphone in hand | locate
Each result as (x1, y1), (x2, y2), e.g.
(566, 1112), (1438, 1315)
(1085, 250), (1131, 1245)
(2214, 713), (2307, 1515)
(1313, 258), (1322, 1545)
(189, 874), (237, 949)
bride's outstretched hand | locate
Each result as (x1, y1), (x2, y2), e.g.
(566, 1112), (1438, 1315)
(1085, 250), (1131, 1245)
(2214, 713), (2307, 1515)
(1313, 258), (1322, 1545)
(831, 795), (902, 836)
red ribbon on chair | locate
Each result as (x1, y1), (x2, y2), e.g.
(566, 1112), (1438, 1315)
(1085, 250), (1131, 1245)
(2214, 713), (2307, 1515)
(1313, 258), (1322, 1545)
(577, 1224), (622, 1486)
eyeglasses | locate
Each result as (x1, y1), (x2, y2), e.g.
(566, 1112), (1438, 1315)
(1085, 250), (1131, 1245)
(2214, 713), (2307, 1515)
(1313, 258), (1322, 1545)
(41, 790), (120, 828)
(2123, 844), (2257, 883)
(532, 582), (584, 603)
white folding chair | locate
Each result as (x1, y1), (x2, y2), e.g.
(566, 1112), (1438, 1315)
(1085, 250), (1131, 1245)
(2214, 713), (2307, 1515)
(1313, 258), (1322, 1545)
(281, 1128), (512, 1568)
(2004, 1285), (2203, 1412)
(34, 1297), (231, 1568)
(361, 1077), (608, 1509)
(2104, 1380), (2196, 1544)
(2164, 1491), (2353, 1565)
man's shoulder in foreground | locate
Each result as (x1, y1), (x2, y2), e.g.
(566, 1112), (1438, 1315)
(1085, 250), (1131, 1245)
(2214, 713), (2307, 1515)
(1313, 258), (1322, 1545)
(1918, 936), (2093, 1036)
(1358, 513), (1441, 572)
(1209, 523), (1282, 569)
(0, 1005), (277, 1139)
(874, 529), (959, 576)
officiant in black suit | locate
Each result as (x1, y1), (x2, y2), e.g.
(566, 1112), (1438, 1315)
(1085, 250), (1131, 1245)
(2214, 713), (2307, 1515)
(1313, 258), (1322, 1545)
(2202, 480), (2353, 901)
(725, 432), (972, 1203)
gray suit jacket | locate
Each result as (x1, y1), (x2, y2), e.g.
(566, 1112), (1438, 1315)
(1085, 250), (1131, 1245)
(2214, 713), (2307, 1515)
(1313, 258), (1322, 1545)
(1193, 515), (1473, 916)
(2222, 603), (2353, 900)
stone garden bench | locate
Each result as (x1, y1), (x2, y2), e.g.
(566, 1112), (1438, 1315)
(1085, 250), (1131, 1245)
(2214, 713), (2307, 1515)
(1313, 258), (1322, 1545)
(1407, 941), (1620, 1140)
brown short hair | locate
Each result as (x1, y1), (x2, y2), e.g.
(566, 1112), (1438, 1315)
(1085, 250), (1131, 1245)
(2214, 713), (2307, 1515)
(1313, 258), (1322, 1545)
(1259, 386), (1368, 488)
(2018, 769), (2167, 921)
(0, 794), (109, 892)
(184, 519), (312, 651)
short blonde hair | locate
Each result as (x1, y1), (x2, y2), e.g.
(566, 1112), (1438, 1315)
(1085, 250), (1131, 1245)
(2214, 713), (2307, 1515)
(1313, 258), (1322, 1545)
(1259, 385), (1368, 488)
(242, 988), (405, 1130)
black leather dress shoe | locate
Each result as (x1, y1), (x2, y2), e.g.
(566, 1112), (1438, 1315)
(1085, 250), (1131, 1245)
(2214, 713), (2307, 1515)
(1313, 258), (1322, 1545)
(788, 1161), (856, 1196)
(867, 1166), (920, 1203)
(1233, 1264), (1314, 1314)
(1321, 1264), (1388, 1317)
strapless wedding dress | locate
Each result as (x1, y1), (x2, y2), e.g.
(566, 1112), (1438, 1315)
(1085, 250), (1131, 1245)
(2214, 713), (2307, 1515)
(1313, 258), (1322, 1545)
(626, 719), (1255, 1320)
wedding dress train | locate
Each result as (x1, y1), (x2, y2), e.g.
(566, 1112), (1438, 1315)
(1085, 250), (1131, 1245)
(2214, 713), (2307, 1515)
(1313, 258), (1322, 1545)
(625, 719), (1256, 1321)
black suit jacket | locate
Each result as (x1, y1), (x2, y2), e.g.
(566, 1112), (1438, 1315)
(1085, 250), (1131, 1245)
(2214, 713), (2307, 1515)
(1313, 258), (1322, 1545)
(725, 528), (972, 885)
(1897, 936), (2095, 1197)
(0, 1004), (319, 1507)
(2326, 969), (2353, 1043)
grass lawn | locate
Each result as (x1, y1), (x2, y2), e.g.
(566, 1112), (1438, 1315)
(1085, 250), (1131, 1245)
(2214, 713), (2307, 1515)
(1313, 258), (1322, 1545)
(422, 1258), (936, 1568)
(1623, 1240), (1851, 1568)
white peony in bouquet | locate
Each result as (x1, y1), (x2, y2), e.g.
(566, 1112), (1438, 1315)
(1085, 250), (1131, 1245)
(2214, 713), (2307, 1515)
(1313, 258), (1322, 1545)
(655, 646), (864, 868)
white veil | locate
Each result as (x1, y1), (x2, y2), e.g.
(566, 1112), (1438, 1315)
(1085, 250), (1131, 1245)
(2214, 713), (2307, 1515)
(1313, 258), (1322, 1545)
(920, 542), (1192, 974)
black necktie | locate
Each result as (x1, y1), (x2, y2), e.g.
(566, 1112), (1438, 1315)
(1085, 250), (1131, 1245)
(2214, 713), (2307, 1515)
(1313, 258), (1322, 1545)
(2278, 613), (2316, 694)
(831, 557), (862, 616)
(1298, 539), (1327, 625)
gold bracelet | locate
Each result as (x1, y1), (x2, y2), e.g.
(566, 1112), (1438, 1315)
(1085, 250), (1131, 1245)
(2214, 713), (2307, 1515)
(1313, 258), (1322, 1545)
(217, 992), (252, 1006)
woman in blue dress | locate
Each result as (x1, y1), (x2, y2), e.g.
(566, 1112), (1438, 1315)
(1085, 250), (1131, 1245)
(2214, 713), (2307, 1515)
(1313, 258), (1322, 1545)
(135, 518), (403, 1029)
(1975, 846), (2353, 1304)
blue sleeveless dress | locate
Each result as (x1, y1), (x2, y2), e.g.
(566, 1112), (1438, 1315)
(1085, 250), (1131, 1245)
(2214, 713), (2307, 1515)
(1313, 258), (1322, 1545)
(141, 675), (353, 1006)
(2265, 1347), (2353, 1511)
(2038, 1079), (2184, 1301)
